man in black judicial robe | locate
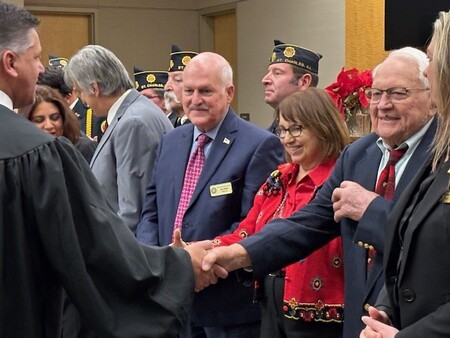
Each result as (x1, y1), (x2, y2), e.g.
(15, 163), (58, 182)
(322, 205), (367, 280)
(0, 2), (222, 337)
(0, 106), (195, 337)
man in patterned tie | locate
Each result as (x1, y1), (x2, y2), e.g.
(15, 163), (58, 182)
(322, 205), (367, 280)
(137, 52), (284, 338)
(201, 47), (438, 338)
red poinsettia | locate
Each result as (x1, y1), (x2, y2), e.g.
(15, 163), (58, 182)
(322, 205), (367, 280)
(325, 67), (373, 120)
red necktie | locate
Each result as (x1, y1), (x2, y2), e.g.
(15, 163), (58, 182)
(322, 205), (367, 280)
(368, 147), (408, 274)
(173, 134), (210, 230)
(375, 148), (408, 200)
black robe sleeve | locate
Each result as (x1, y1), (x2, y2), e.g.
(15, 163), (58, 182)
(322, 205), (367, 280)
(0, 107), (194, 337)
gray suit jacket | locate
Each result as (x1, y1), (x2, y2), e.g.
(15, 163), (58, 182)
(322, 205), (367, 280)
(91, 89), (173, 232)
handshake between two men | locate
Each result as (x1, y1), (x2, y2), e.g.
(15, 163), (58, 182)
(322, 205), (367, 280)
(173, 229), (250, 292)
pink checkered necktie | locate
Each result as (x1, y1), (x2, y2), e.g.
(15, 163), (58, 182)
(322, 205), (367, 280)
(173, 134), (210, 230)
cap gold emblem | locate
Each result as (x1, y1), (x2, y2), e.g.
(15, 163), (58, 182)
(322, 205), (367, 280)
(134, 81), (139, 89)
(146, 74), (156, 83)
(60, 59), (68, 67)
(283, 46), (295, 58)
(169, 60), (174, 70)
(182, 56), (192, 66)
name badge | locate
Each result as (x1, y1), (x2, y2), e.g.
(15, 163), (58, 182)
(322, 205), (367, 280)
(210, 182), (233, 197)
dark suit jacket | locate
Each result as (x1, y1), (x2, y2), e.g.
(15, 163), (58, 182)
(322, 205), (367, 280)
(241, 117), (437, 337)
(167, 111), (178, 126)
(377, 157), (450, 337)
(73, 99), (106, 141)
(137, 108), (284, 327)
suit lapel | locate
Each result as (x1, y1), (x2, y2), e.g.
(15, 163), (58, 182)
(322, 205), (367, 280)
(187, 109), (237, 207)
(90, 90), (139, 166)
(384, 159), (431, 274)
(174, 127), (195, 201)
(393, 117), (437, 200)
(398, 160), (450, 281)
(357, 140), (381, 190)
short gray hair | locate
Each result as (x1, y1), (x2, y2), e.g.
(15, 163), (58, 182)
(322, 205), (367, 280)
(0, 2), (39, 57)
(64, 45), (133, 96)
(373, 47), (429, 88)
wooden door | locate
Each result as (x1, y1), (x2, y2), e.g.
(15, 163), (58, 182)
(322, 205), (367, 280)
(213, 11), (238, 111)
(31, 11), (92, 64)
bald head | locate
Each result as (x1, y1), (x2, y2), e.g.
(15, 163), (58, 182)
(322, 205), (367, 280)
(184, 52), (233, 87)
(182, 52), (235, 132)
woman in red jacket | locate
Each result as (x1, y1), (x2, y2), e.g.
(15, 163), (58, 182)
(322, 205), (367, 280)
(211, 88), (349, 337)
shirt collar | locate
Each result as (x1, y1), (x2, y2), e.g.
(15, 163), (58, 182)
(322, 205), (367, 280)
(192, 109), (228, 142)
(107, 89), (132, 125)
(287, 159), (336, 187)
(0, 90), (14, 110)
(70, 97), (79, 110)
(376, 117), (433, 154)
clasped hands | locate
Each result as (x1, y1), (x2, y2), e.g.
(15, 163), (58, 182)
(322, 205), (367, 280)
(171, 229), (248, 292)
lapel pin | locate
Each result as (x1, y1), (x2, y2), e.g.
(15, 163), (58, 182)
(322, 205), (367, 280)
(441, 191), (450, 204)
(223, 137), (230, 145)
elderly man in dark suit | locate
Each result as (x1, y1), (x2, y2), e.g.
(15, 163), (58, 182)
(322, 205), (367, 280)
(136, 52), (284, 337)
(360, 11), (450, 338)
(202, 46), (437, 338)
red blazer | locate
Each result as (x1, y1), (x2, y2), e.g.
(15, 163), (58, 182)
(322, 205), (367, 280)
(213, 160), (344, 323)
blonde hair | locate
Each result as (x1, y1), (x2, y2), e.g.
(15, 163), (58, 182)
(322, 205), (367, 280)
(431, 11), (450, 171)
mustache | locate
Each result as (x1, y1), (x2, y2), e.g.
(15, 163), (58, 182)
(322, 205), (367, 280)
(164, 91), (180, 104)
(187, 104), (208, 111)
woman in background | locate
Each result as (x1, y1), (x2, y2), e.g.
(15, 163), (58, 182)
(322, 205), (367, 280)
(19, 85), (96, 163)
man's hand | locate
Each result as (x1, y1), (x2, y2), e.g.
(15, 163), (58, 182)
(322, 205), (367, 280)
(360, 306), (397, 338)
(184, 240), (228, 292)
(332, 181), (379, 222)
(202, 243), (252, 272)
(170, 228), (187, 248)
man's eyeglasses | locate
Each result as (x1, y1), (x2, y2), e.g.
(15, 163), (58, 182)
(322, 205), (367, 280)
(364, 87), (429, 104)
(275, 124), (304, 138)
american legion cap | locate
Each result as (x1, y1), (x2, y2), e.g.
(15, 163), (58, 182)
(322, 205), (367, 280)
(48, 54), (69, 68)
(168, 44), (198, 72)
(270, 40), (322, 74)
(133, 67), (168, 91)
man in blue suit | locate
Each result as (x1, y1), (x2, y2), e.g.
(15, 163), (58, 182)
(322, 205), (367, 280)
(202, 47), (437, 338)
(136, 52), (284, 337)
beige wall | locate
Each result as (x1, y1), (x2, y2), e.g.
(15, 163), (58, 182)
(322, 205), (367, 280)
(24, 0), (345, 128)
(236, 0), (345, 127)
